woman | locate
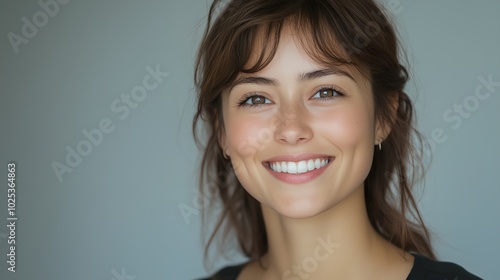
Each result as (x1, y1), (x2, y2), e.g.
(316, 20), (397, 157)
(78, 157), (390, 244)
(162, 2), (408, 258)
(192, 0), (482, 279)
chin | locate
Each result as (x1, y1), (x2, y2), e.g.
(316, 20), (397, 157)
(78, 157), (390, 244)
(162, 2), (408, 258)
(266, 197), (333, 219)
(261, 184), (363, 220)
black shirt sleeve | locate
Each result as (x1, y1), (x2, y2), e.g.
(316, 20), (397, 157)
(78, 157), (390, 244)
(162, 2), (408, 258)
(194, 263), (246, 280)
(406, 253), (482, 280)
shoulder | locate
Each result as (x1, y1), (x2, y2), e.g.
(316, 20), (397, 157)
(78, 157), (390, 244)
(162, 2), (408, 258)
(194, 262), (247, 280)
(408, 253), (482, 280)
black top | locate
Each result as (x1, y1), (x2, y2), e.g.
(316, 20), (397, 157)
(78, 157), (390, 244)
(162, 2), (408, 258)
(197, 253), (482, 280)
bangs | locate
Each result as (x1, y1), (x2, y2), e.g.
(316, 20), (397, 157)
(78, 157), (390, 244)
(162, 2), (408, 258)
(198, 0), (393, 97)
(227, 2), (372, 82)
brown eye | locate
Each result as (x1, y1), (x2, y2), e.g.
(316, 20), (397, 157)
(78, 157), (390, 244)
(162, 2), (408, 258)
(238, 94), (271, 107)
(319, 89), (334, 97)
(251, 96), (266, 104)
(312, 87), (344, 100)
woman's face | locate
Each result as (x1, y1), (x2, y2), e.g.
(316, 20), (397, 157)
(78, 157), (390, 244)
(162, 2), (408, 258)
(220, 31), (385, 218)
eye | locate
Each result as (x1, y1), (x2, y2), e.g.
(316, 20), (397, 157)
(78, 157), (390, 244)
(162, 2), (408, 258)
(312, 87), (345, 100)
(237, 93), (272, 107)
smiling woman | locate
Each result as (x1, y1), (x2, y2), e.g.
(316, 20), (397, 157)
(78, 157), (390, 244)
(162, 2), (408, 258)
(192, 0), (481, 279)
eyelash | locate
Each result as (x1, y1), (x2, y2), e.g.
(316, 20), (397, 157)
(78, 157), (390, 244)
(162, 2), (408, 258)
(236, 92), (270, 108)
(313, 86), (346, 102)
(236, 86), (346, 108)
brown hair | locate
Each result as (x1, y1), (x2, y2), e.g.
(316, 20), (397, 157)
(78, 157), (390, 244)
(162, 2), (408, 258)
(192, 0), (435, 265)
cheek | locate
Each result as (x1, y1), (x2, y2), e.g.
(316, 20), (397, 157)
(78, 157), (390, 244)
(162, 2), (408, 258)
(316, 102), (375, 185)
(224, 114), (269, 199)
(225, 114), (270, 158)
(315, 104), (374, 146)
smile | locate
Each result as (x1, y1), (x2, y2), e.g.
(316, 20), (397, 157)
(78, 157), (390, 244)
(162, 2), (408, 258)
(263, 156), (334, 184)
(267, 158), (331, 174)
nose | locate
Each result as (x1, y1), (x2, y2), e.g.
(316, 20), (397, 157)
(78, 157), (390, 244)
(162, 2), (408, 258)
(274, 104), (313, 145)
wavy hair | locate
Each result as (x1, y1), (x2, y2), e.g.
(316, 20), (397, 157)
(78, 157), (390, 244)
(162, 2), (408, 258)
(192, 0), (435, 266)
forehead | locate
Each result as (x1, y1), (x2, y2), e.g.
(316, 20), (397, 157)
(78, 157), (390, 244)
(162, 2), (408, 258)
(236, 26), (367, 87)
(252, 28), (314, 70)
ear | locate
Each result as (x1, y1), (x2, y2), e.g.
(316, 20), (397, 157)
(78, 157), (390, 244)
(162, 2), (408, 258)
(375, 92), (399, 145)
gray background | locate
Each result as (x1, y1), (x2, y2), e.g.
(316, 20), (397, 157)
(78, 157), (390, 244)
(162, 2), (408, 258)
(0, 0), (498, 279)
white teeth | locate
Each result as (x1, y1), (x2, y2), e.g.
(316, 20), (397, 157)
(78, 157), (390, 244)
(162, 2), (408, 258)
(269, 158), (331, 174)
(307, 160), (315, 171)
(297, 161), (308, 173)
(275, 162), (281, 172)
(281, 162), (287, 172)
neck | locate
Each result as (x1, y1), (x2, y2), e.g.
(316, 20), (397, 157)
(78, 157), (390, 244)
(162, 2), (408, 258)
(257, 186), (404, 279)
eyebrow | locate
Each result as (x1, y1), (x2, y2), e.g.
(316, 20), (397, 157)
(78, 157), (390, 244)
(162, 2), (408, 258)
(299, 68), (355, 82)
(230, 67), (355, 90)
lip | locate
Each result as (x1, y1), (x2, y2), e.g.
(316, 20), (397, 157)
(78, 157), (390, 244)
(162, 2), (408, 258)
(263, 153), (332, 163)
(262, 154), (334, 185)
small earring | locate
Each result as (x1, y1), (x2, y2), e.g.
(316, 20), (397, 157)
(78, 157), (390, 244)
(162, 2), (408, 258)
(377, 138), (383, 151)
